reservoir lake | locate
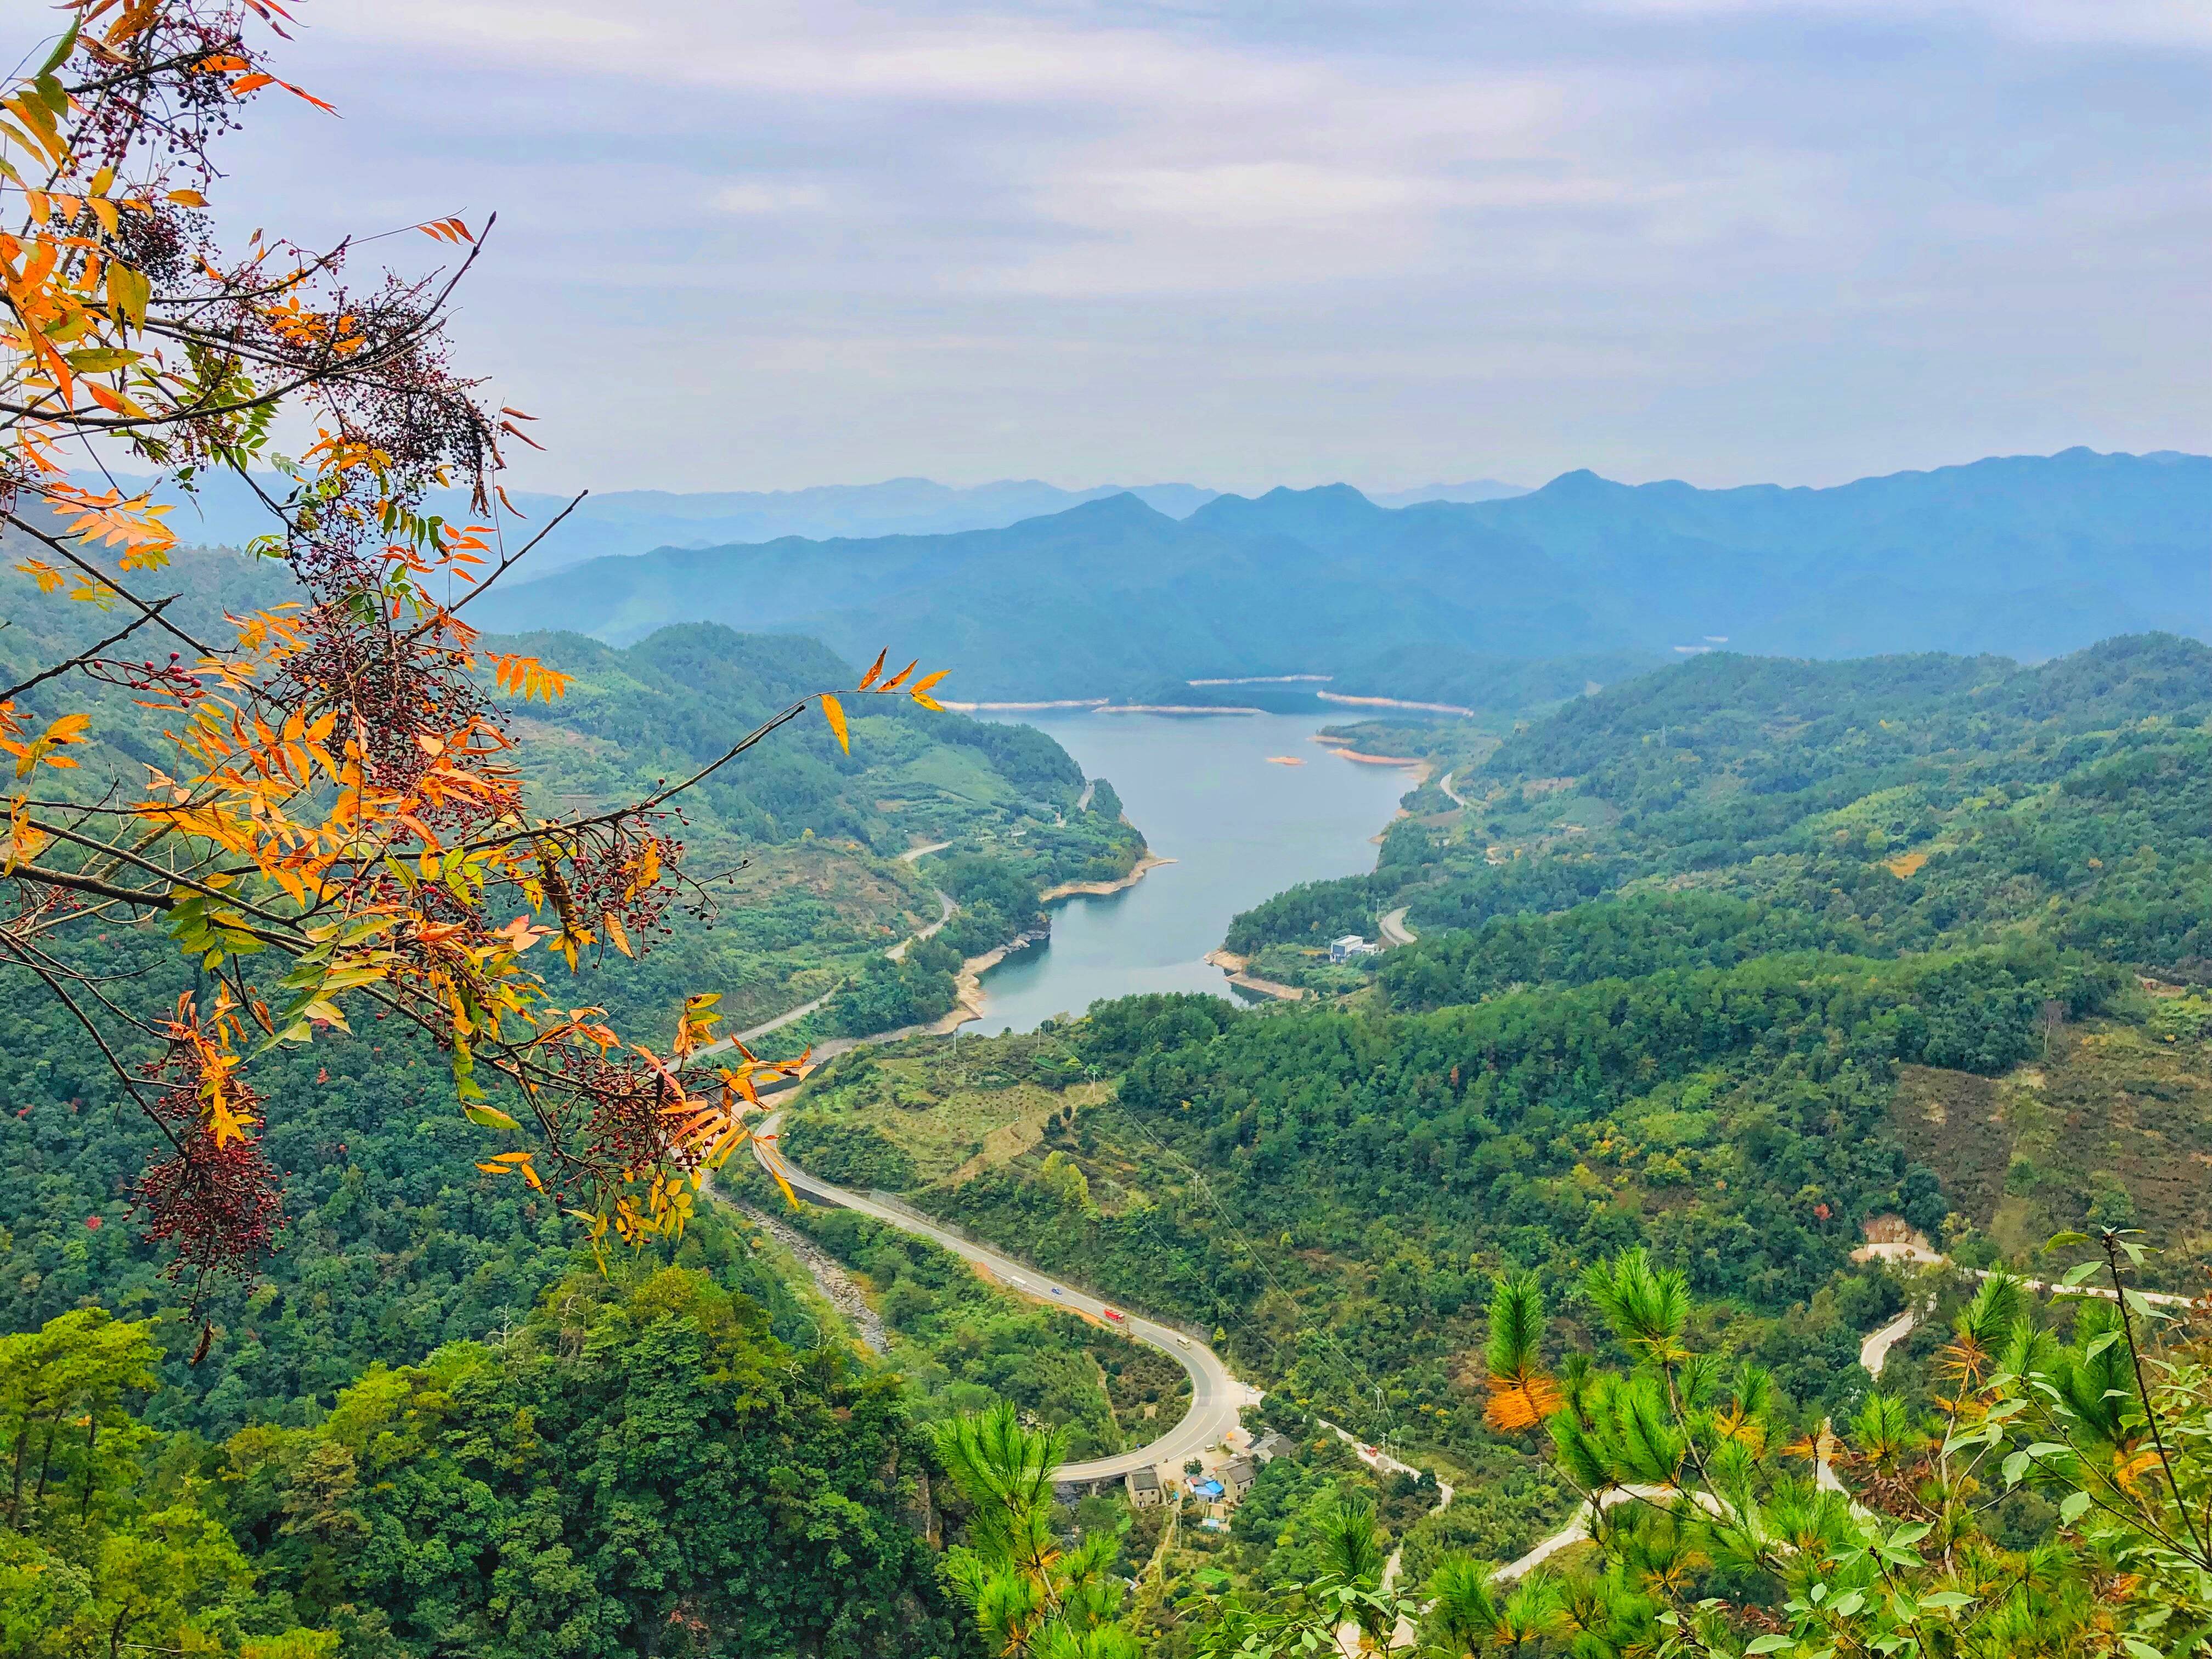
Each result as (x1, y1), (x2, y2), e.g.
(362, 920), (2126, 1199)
(971, 712), (1417, 1034)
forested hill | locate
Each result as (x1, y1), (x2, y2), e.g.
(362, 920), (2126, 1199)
(475, 621), (1148, 1035)
(0, 532), (1145, 1037)
(486, 622), (1092, 863)
(475, 447), (2209, 699)
(1230, 631), (2211, 980)
(740, 625), (2210, 1628)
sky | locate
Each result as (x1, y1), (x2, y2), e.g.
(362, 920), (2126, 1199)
(139, 1), (2212, 492)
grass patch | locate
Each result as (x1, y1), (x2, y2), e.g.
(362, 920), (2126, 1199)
(787, 1036), (1108, 1190)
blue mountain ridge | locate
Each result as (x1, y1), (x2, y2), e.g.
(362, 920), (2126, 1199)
(473, 448), (2207, 704)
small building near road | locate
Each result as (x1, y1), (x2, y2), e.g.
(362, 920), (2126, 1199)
(1251, 1431), (1295, 1465)
(1329, 934), (1379, 963)
(1222, 1458), (1258, 1499)
(1125, 1466), (1163, 1509)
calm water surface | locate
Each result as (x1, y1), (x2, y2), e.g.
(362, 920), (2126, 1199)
(970, 713), (1414, 1034)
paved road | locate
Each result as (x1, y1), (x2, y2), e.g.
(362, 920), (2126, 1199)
(728, 991), (836, 1047)
(696, 885), (956, 1059)
(1860, 1300), (1929, 1376)
(1436, 770), (1468, 808)
(1852, 1245), (2191, 1375)
(748, 1110), (1252, 1481)
(885, 888), (956, 962)
(1318, 1421), (1455, 1653)
(1378, 906), (1417, 946)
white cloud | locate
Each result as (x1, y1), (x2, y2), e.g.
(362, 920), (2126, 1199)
(713, 182), (831, 215)
(204, 0), (2207, 488)
(1576, 0), (2212, 47)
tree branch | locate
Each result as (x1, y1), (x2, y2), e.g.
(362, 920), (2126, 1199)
(1, 513), (217, 656)
(6, 864), (176, 910)
(400, 489), (588, 642)
(0, 595), (182, 703)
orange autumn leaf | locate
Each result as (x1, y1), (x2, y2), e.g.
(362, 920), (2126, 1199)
(1483, 1373), (1566, 1434)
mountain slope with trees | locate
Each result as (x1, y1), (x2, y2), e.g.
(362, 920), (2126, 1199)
(477, 449), (2209, 698)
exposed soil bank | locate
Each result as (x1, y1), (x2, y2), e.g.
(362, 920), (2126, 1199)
(1039, 854), (1175, 902)
(1204, 948), (1308, 1002)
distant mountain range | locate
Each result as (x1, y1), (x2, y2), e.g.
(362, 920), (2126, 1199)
(1367, 478), (1529, 507)
(96, 472), (1224, 570)
(472, 448), (2208, 703)
(100, 471), (1544, 571)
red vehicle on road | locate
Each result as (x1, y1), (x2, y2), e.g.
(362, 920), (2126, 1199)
(1103, 1307), (1126, 1322)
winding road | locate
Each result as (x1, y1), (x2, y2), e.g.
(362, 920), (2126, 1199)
(696, 879), (957, 1060)
(738, 1104), (2190, 1609)
(1851, 1254), (2190, 1376)
(748, 1110), (1253, 1481)
(885, 888), (957, 962)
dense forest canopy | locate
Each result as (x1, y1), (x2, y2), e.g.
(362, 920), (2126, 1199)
(1230, 633), (2211, 974)
(12, 591), (2207, 1655)
(741, 632), (2211, 1656)
(2, 3), (2204, 1651)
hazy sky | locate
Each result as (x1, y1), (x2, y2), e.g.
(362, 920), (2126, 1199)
(188, 1), (2209, 492)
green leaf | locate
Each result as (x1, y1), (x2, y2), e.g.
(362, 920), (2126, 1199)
(2059, 1491), (2092, 1524)
(2120, 1641), (2163, 1659)
(2042, 1230), (2089, 1252)
(1918, 1590), (1973, 1611)
(1746, 1638), (1794, 1655)
(451, 1036), (488, 1104)
(2002, 1450), (2029, 1487)
(66, 347), (142, 372)
(462, 1102), (521, 1131)
(108, 264), (151, 330)
(1888, 1522), (1932, 1548)
(2061, 1260), (2102, 1287)
(36, 19), (80, 77)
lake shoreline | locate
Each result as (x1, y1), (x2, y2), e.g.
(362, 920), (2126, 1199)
(1039, 853), (1176, 902)
(1203, 948), (1308, 1002)
(966, 710), (1409, 1032)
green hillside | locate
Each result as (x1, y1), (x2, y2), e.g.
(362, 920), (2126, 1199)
(8, 532), (2205, 1657)
(749, 630), (2211, 1610)
(477, 622), (1143, 1035)
(1229, 633), (2211, 980)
